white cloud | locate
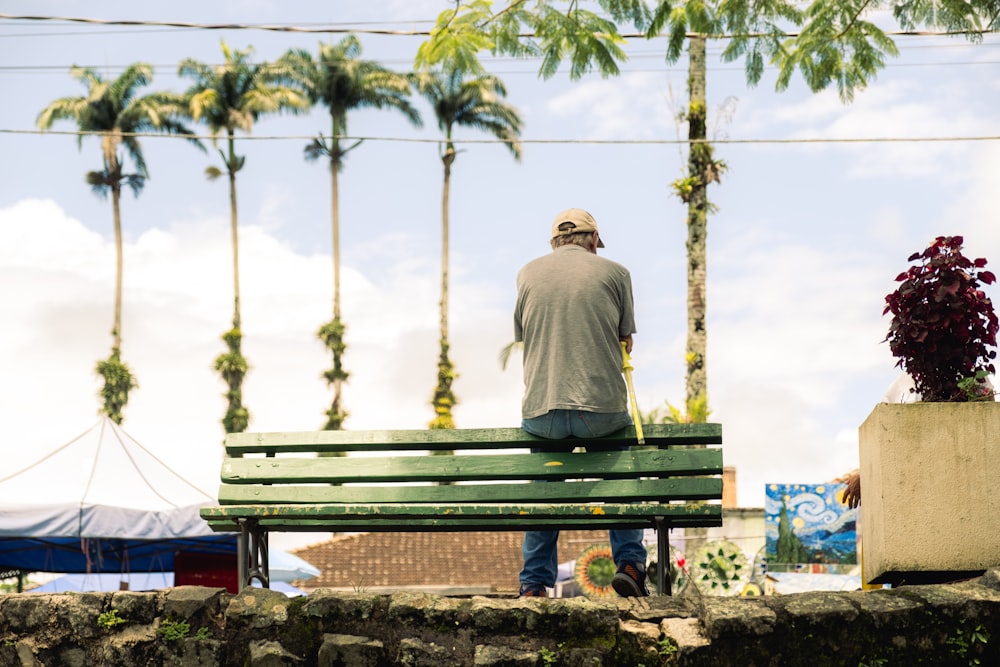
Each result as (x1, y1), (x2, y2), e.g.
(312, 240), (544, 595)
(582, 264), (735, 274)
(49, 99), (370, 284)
(716, 381), (861, 509)
(939, 143), (1000, 252)
(0, 199), (523, 509)
(696, 224), (908, 507)
(734, 78), (993, 180)
(545, 72), (676, 140)
(712, 235), (889, 394)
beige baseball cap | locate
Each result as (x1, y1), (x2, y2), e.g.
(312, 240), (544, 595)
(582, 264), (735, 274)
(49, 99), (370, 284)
(551, 208), (605, 248)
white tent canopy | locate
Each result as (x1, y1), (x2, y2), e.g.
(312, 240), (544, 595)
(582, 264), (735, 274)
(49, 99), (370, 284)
(0, 418), (293, 576)
(0, 417), (216, 513)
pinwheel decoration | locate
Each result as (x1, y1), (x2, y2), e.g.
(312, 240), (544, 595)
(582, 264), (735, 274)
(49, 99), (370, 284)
(574, 544), (616, 597)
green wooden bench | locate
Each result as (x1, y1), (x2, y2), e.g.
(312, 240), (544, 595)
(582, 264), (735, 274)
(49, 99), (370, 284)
(200, 423), (724, 596)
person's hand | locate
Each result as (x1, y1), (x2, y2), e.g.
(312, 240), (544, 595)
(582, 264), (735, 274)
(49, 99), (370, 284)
(842, 470), (861, 509)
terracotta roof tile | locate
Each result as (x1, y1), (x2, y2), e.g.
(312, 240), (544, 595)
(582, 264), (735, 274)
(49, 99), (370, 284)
(292, 529), (615, 592)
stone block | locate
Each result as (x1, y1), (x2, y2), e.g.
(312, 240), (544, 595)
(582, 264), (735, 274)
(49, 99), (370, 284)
(859, 403), (1000, 585)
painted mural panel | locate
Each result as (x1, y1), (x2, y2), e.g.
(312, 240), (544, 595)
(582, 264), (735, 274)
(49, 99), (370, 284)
(765, 483), (857, 573)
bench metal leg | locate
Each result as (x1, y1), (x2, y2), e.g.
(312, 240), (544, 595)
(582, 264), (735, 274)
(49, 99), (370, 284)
(655, 517), (670, 596)
(237, 518), (270, 590)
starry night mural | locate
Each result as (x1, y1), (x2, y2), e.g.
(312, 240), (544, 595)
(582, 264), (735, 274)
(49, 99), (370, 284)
(765, 483), (857, 573)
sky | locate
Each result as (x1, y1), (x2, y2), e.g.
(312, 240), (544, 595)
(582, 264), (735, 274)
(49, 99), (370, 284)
(2, 2), (999, 552)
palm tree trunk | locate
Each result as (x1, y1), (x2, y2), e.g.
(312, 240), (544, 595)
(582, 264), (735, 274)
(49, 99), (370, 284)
(218, 131), (249, 434)
(96, 180), (134, 425)
(440, 156), (450, 348)
(111, 184), (124, 352)
(228, 133), (241, 331)
(685, 35), (708, 413)
(318, 114), (349, 431)
(331, 153), (341, 324)
(93, 140), (136, 424)
(330, 150), (344, 425)
(430, 148), (458, 431)
(683, 35), (711, 560)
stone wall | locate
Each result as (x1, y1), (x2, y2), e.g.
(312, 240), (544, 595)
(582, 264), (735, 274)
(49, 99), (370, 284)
(2, 570), (1000, 666)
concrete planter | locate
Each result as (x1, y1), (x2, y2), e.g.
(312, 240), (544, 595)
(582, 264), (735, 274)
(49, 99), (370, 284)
(859, 402), (1000, 585)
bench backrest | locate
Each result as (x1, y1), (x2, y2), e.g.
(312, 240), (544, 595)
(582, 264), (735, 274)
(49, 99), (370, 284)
(221, 423), (720, 456)
(213, 423), (722, 518)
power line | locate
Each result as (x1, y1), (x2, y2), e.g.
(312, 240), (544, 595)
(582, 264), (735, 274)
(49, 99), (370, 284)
(3, 33), (997, 78)
(0, 14), (432, 36)
(4, 127), (999, 146)
(0, 18), (433, 39)
(0, 12), (995, 40)
(1, 58), (997, 78)
(0, 27), (204, 38)
(0, 19), (994, 79)
(1, 12), (994, 65)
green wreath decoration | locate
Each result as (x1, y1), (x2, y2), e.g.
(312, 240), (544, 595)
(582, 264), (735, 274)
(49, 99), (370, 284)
(691, 540), (749, 596)
(574, 544), (616, 597)
(645, 544), (689, 595)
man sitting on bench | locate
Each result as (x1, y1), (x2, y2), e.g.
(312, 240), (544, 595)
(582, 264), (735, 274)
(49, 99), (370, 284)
(513, 207), (648, 598)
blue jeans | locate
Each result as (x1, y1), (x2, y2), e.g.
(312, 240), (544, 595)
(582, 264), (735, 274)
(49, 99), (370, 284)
(518, 409), (647, 589)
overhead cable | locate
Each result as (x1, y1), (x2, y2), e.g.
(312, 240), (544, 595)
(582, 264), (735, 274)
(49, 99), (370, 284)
(3, 127), (999, 145)
(0, 12), (995, 40)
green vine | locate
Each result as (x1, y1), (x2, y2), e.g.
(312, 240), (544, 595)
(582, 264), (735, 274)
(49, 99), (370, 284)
(672, 160), (727, 204)
(670, 175), (699, 203)
(428, 338), (458, 430)
(95, 347), (137, 425)
(214, 325), (249, 433)
(317, 317), (350, 430)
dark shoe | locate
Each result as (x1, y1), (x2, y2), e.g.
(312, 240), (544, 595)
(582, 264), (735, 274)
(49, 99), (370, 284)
(612, 562), (649, 597)
(519, 583), (547, 598)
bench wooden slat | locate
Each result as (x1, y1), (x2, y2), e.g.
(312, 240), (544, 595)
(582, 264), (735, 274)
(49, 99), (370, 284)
(203, 515), (722, 532)
(220, 447), (722, 485)
(215, 477), (723, 505)
(222, 423), (722, 455)
(201, 501), (722, 523)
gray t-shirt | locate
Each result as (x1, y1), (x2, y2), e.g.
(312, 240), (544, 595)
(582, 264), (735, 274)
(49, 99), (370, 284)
(514, 244), (636, 419)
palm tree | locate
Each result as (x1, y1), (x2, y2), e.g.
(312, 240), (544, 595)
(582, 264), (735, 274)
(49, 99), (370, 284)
(178, 41), (308, 434)
(37, 63), (202, 424)
(277, 35), (422, 430)
(416, 68), (523, 429)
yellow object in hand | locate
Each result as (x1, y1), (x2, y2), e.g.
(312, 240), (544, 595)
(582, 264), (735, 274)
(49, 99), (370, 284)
(621, 341), (645, 445)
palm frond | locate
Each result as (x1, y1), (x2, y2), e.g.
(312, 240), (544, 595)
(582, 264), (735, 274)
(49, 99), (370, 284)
(498, 341), (523, 371)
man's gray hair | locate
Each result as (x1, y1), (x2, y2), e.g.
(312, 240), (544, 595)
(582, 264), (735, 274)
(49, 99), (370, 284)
(551, 231), (594, 249)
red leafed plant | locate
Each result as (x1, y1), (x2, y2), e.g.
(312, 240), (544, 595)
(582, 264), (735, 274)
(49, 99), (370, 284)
(883, 236), (999, 402)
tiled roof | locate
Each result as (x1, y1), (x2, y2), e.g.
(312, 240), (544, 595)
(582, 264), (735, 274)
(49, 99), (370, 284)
(292, 529), (614, 593)
(289, 470), (739, 592)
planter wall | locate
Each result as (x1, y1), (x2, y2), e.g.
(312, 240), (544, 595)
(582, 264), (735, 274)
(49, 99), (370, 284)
(859, 402), (1000, 585)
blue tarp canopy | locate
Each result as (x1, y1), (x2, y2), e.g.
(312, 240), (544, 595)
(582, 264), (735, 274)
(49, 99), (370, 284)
(0, 529), (238, 573)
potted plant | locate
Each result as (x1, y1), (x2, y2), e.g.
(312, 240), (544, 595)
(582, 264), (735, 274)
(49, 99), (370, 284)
(859, 235), (1000, 586)
(883, 235), (997, 401)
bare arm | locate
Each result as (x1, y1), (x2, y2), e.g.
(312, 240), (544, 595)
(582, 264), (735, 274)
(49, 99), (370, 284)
(620, 334), (633, 355)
